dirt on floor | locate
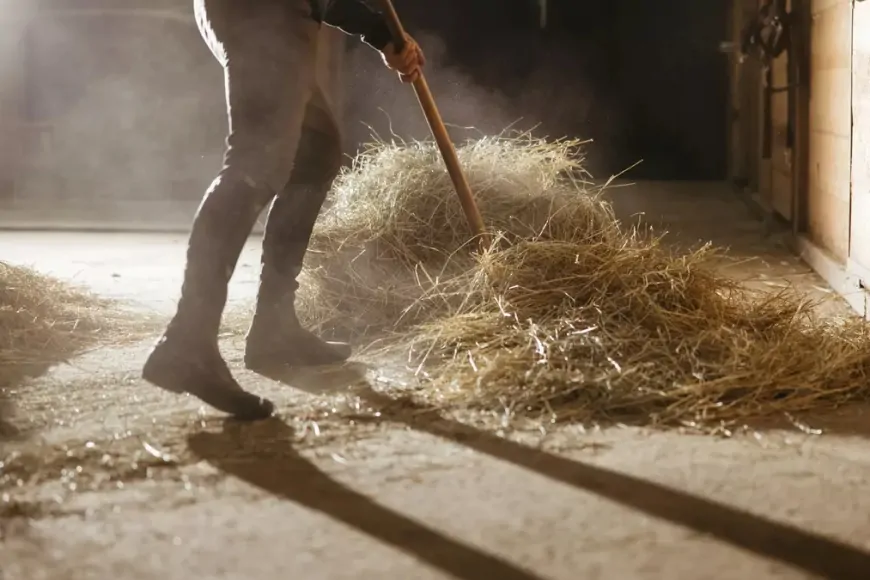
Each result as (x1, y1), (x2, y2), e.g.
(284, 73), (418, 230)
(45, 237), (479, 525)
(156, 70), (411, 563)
(2, 181), (870, 580)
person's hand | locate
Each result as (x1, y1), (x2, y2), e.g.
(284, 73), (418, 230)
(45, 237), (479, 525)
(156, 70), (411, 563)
(381, 33), (425, 83)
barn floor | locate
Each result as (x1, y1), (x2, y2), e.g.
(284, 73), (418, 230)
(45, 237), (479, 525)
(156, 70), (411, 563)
(2, 181), (870, 580)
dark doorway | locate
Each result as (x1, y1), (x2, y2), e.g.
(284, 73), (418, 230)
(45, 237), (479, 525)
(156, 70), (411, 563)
(342, 0), (730, 181)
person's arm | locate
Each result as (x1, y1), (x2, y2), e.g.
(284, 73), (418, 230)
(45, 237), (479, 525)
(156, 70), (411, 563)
(320, 0), (393, 51)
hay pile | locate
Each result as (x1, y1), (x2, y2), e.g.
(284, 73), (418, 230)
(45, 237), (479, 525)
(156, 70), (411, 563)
(301, 135), (611, 336)
(0, 262), (123, 386)
(300, 134), (870, 427)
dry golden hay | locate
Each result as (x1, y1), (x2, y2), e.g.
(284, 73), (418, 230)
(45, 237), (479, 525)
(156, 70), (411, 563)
(0, 261), (141, 387)
(299, 133), (870, 428)
(301, 133), (614, 337)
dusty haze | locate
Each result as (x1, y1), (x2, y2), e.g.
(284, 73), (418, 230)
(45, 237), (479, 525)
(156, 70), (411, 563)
(13, 12), (224, 209)
(9, 13), (605, 215)
(340, 31), (612, 174)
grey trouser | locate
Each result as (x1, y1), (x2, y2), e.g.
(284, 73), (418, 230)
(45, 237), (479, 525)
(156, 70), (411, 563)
(171, 0), (343, 339)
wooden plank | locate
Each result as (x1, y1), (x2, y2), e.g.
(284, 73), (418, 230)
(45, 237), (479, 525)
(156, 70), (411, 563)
(806, 183), (850, 258)
(744, 66), (762, 192)
(807, 128), (851, 258)
(727, 0), (743, 183)
(805, 0), (852, 261)
(790, 0), (811, 234)
(808, 68), (852, 137)
(850, 0), (870, 273)
(809, 130), (852, 202)
(770, 47), (792, 218)
(740, 0), (763, 192)
(811, 0), (844, 14)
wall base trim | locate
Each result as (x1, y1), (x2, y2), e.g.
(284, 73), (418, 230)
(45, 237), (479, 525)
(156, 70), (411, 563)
(791, 235), (869, 319)
(730, 183), (870, 318)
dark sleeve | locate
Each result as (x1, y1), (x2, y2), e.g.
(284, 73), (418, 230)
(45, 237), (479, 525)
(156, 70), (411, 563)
(320, 0), (394, 50)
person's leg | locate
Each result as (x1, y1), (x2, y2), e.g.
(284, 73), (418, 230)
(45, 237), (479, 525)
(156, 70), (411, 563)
(244, 87), (350, 371)
(143, 0), (320, 419)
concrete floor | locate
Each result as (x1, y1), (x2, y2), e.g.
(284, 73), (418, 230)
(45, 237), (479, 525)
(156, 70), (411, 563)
(2, 181), (870, 580)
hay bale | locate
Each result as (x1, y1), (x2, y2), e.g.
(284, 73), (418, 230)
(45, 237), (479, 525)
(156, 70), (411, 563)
(300, 134), (870, 427)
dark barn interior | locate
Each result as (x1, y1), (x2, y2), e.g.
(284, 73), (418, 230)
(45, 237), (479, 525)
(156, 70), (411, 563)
(345, 0), (731, 181)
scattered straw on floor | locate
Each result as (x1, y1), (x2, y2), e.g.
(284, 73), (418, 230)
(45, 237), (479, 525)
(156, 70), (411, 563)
(0, 262), (145, 386)
(299, 133), (870, 428)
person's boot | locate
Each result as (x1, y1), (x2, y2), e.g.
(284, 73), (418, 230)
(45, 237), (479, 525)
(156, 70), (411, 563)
(143, 333), (273, 421)
(244, 262), (352, 372)
(244, 175), (351, 372)
(143, 175), (275, 420)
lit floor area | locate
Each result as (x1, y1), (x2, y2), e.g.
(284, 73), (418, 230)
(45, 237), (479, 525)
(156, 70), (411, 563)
(1, 181), (869, 580)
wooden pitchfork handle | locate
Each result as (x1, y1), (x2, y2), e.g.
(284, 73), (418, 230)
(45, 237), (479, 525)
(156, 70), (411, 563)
(377, 0), (489, 246)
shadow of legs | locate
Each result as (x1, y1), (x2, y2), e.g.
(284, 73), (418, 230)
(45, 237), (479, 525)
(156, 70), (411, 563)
(188, 418), (543, 580)
(267, 366), (870, 580)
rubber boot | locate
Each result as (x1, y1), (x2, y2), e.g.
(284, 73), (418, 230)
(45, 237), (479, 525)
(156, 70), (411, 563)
(244, 184), (351, 372)
(143, 175), (276, 420)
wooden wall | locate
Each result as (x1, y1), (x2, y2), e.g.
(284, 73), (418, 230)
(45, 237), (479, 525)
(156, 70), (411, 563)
(769, 0), (793, 220)
(850, 1), (870, 279)
(728, 0), (764, 192)
(728, 0), (870, 312)
(730, 0), (853, 258)
(727, 0), (795, 217)
(805, 0), (852, 262)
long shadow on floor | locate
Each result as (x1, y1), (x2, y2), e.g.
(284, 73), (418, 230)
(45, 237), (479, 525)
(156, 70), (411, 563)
(242, 363), (870, 580)
(188, 417), (544, 580)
